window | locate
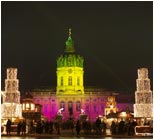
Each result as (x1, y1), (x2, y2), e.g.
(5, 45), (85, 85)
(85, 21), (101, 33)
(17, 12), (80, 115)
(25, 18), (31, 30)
(76, 101), (81, 111)
(68, 101), (73, 115)
(61, 77), (63, 86)
(101, 105), (104, 112)
(77, 77), (80, 86)
(68, 76), (72, 86)
(36, 99), (40, 103)
(86, 105), (89, 112)
(44, 104), (48, 114)
(68, 101), (73, 108)
(52, 104), (56, 113)
(60, 101), (65, 111)
(93, 105), (97, 113)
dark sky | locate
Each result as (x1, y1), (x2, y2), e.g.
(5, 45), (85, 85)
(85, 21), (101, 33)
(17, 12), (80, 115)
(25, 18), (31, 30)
(1, 1), (153, 94)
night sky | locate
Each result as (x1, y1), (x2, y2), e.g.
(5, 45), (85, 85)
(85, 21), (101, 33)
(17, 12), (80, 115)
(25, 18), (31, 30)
(1, 1), (153, 94)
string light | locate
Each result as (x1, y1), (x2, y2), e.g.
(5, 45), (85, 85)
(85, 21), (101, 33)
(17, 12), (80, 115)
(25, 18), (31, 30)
(134, 68), (153, 118)
(1, 68), (22, 120)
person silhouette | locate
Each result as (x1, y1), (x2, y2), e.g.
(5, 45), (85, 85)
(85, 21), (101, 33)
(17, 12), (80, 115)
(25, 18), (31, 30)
(6, 119), (12, 135)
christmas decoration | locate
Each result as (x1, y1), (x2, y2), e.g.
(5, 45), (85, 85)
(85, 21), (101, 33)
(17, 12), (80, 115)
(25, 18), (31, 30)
(134, 68), (153, 118)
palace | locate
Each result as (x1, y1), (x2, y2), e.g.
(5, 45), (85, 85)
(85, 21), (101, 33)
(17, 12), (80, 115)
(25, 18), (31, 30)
(30, 29), (134, 122)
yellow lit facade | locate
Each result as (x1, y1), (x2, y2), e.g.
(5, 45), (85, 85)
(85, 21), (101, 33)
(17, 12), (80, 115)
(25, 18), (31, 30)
(57, 67), (84, 95)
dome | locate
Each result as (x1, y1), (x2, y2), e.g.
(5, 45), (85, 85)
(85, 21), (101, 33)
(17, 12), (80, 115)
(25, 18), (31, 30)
(57, 53), (84, 67)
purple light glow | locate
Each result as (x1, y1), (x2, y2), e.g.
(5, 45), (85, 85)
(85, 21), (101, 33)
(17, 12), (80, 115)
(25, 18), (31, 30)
(34, 97), (134, 122)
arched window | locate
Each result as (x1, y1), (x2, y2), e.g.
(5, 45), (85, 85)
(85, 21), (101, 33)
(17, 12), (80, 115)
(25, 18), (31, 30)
(93, 105), (97, 113)
(68, 101), (73, 108)
(60, 101), (65, 111)
(86, 104), (89, 113)
(68, 76), (72, 86)
(61, 77), (63, 86)
(68, 101), (73, 115)
(76, 101), (81, 111)
(44, 104), (48, 114)
(36, 99), (40, 103)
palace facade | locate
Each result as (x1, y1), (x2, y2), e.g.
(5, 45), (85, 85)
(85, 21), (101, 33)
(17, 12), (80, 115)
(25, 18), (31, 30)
(30, 29), (134, 122)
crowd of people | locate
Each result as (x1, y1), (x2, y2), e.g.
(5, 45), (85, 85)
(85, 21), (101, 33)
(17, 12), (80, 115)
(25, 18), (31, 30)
(5, 117), (153, 136)
(6, 119), (26, 136)
(110, 119), (137, 136)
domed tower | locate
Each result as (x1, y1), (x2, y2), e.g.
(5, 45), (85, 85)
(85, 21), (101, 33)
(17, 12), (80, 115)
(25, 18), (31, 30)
(56, 29), (84, 95)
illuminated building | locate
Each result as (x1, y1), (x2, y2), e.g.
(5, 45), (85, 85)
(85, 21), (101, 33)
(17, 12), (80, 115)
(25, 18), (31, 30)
(134, 68), (153, 118)
(1, 68), (22, 124)
(29, 29), (134, 121)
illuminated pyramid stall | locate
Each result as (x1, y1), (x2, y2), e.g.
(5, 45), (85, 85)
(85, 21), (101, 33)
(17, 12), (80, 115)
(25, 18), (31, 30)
(134, 68), (153, 118)
(1, 68), (22, 123)
(105, 96), (118, 116)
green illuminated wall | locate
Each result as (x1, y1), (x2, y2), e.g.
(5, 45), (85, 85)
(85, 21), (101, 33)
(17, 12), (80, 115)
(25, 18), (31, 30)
(56, 29), (84, 95)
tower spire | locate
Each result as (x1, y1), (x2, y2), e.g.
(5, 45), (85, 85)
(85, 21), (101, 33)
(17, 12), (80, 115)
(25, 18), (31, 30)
(65, 28), (75, 53)
(69, 28), (71, 38)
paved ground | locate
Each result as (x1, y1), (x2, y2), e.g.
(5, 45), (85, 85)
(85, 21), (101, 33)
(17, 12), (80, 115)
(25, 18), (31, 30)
(1, 129), (153, 139)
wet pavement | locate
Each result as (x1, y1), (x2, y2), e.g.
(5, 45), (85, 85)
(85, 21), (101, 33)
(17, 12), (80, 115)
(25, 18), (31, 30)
(1, 130), (153, 139)
(1, 134), (153, 139)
